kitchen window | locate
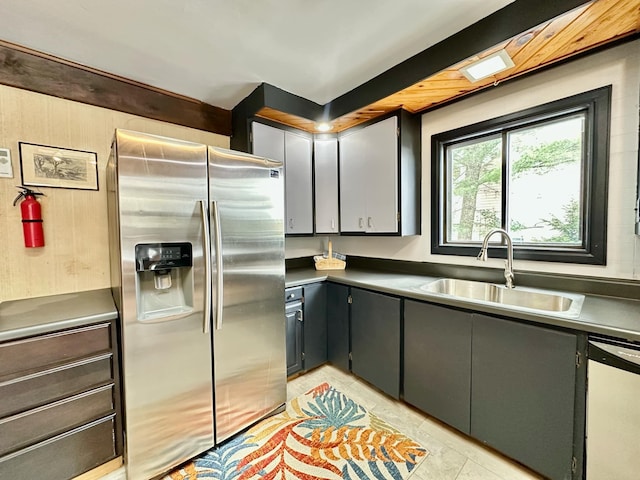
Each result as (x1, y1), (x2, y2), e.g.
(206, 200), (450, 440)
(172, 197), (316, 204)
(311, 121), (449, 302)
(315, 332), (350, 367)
(431, 86), (611, 264)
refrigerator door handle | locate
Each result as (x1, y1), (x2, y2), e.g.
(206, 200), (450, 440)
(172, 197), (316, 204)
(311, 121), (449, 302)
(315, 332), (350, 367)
(200, 200), (212, 334)
(211, 200), (224, 330)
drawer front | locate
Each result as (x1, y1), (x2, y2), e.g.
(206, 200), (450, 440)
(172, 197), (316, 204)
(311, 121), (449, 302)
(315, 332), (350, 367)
(0, 355), (113, 418)
(0, 323), (111, 377)
(285, 287), (303, 303)
(0, 384), (114, 456)
(0, 415), (116, 480)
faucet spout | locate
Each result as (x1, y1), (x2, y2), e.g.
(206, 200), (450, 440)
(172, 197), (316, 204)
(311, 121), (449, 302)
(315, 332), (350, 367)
(477, 228), (515, 289)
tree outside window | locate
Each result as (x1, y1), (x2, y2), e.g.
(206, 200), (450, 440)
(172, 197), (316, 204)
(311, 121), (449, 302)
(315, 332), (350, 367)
(432, 86), (610, 265)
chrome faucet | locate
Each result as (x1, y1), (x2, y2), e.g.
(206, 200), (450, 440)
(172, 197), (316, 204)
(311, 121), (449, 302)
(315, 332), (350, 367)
(477, 228), (515, 289)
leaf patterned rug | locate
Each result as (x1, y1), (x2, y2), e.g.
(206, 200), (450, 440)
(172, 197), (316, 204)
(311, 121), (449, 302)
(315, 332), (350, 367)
(165, 382), (428, 479)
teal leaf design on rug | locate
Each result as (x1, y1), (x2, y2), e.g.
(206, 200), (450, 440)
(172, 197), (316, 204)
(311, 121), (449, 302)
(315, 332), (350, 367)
(193, 435), (257, 479)
(300, 386), (366, 432)
(164, 382), (428, 480)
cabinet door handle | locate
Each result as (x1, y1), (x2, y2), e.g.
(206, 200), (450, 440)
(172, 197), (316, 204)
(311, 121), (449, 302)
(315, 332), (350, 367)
(287, 293), (295, 300)
(288, 218), (294, 229)
(331, 218), (335, 230)
(296, 310), (303, 322)
(358, 217), (364, 229)
(367, 216), (372, 228)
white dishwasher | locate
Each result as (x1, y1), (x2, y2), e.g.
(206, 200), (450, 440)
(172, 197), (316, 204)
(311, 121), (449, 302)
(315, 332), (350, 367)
(587, 338), (640, 479)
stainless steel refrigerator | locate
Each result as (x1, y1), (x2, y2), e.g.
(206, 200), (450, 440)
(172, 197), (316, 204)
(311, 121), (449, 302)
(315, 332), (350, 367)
(107, 130), (286, 480)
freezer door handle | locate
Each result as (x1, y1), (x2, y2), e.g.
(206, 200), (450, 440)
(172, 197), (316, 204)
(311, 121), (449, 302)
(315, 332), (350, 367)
(212, 200), (224, 330)
(200, 200), (212, 334)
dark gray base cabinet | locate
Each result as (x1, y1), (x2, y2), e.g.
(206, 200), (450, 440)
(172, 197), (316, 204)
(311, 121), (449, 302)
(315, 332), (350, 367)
(285, 284), (328, 376)
(351, 288), (401, 399)
(302, 283), (327, 371)
(403, 300), (583, 480)
(404, 300), (472, 433)
(327, 282), (350, 372)
(471, 314), (581, 480)
(285, 287), (304, 376)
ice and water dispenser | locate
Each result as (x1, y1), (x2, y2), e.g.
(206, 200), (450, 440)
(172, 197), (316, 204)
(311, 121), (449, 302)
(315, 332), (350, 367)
(135, 242), (194, 321)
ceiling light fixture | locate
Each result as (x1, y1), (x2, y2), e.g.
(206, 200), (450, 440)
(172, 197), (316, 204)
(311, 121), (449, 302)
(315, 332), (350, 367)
(459, 49), (515, 83)
(316, 122), (333, 132)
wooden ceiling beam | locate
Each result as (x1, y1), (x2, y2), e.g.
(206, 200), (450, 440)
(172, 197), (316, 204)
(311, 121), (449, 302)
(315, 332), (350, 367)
(0, 41), (232, 136)
(324, 0), (592, 120)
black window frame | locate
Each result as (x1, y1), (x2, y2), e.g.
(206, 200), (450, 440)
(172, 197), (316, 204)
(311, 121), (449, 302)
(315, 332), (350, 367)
(431, 85), (611, 265)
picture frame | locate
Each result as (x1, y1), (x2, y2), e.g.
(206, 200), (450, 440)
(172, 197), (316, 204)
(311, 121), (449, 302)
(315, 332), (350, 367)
(19, 142), (98, 191)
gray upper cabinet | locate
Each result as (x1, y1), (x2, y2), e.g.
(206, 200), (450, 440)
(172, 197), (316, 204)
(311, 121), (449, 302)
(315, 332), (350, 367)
(252, 122), (313, 235)
(252, 121), (285, 163)
(338, 111), (420, 236)
(339, 116), (397, 233)
(313, 137), (339, 234)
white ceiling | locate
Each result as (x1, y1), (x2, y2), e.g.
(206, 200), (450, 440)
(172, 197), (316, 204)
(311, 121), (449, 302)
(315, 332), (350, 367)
(0, 0), (514, 110)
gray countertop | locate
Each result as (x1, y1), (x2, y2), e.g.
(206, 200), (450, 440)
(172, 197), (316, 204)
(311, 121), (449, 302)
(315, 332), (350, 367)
(2, 270), (638, 344)
(0, 288), (117, 342)
(286, 268), (640, 343)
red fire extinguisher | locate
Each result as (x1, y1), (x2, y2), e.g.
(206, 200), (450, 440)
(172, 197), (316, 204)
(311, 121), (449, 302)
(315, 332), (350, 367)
(13, 186), (45, 248)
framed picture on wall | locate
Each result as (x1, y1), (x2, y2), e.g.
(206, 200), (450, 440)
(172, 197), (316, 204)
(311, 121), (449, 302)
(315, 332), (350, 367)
(19, 142), (98, 191)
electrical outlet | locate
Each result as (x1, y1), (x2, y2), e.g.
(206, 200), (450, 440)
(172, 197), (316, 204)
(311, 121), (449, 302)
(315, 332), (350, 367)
(0, 148), (14, 178)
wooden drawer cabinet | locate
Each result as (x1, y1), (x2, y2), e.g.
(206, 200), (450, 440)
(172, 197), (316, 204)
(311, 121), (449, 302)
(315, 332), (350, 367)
(0, 415), (116, 479)
(0, 384), (114, 456)
(0, 355), (113, 418)
(0, 323), (111, 377)
(0, 321), (120, 479)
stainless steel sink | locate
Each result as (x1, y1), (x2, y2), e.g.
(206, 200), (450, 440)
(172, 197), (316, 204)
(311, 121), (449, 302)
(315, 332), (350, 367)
(420, 278), (584, 317)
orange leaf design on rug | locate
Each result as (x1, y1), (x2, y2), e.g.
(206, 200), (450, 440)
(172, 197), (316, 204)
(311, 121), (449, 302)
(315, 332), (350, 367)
(307, 382), (331, 398)
(164, 383), (428, 480)
(168, 461), (198, 480)
(237, 419), (341, 479)
(308, 425), (427, 464)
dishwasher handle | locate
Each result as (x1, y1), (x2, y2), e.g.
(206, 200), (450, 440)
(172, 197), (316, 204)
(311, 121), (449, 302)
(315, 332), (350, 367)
(589, 340), (640, 374)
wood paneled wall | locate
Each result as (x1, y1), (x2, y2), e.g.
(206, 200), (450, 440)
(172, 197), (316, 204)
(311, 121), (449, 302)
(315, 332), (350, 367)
(0, 85), (229, 302)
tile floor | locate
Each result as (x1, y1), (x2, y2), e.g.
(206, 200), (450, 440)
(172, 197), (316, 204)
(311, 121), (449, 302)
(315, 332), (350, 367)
(288, 365), (543, 480)
(100, 364), (544, 480)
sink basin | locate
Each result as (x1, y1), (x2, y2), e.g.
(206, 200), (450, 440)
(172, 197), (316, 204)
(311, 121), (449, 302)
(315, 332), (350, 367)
(420, 278), (584, 317)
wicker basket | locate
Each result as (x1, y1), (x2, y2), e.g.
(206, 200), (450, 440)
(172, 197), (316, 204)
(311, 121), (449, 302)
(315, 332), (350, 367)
(314, 240), (346, 270)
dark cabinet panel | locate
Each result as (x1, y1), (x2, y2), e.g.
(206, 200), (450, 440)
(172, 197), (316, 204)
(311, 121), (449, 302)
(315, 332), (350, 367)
(351, 288), (401, 399)
(302, 283), (327, 371)
(326, 283), (350, 372)
(471, 314), (578, 480)
(404, 300), (472, 433)
(0, 355), (113, 418)
(0, 319), (121, 478)
(0, 384), (114, 456)
(0, 415), (116, 480)
(0, 324), (111, 377)
(285, 299), (303, 376)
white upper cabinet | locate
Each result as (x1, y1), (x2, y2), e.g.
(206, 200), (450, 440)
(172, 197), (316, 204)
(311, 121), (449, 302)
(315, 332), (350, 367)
(252, 121), (285, 163)
(284, 131), (313, 234)
(338, 112), (420, 236)
(314, 137), (339, 234)
(340, 117), (398, 233)
(252, 122), (313, 235)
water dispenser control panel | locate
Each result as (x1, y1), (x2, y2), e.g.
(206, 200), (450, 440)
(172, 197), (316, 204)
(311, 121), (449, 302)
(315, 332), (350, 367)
(135, 243), (192, 271)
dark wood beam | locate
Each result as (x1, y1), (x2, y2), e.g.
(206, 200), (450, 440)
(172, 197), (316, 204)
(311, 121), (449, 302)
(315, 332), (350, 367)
(0, 43), (231, 136)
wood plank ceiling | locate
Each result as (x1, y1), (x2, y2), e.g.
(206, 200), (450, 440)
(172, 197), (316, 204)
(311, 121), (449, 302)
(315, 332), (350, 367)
(256, 0), (640, 133)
